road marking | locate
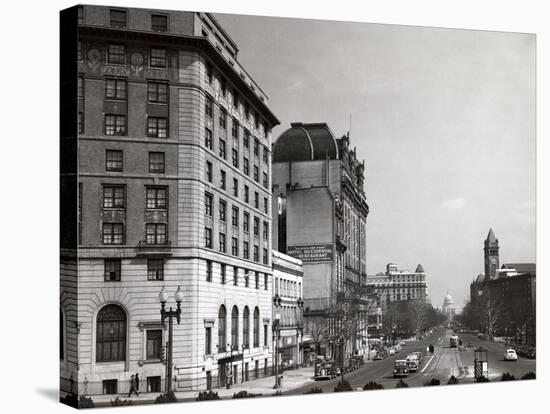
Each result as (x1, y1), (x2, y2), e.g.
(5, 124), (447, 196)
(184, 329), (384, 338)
(420, 355), (435, 373)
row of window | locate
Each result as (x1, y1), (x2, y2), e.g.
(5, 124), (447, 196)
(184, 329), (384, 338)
(104, 150), (165, 173)
(79, 77), (169, 103)
(205, 261), (269, 289)
(84, 8), (170, 33)
(205, 165), (269, 213)
(101, 222), (166, 245)
(211, 305), (266, 354)
(102, 185), (167, 210)
(274, 278), (302, 299)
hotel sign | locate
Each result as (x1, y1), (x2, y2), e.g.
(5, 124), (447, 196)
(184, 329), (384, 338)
(287, 244), (333, 263)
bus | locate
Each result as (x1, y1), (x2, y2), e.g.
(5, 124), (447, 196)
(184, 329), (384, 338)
(450, 335), (459, 348)
(314, 359), (336, 380)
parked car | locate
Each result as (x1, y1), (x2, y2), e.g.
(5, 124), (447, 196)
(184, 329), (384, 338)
(504, 349), (518, 361)
(393, 360), (409, 378)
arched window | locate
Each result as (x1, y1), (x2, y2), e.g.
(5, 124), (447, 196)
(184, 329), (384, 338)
(253, 307), (260, 347)
(96, 304), (126, 362)
(243, 306), (250, 349)
(218, 305), (226, 352)
(231, 306), (239, 349)
(60, 308), (64, 360)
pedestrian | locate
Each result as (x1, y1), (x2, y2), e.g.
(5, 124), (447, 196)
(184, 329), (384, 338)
(135, 373), (140, 392)
(128, 375), (139, 397)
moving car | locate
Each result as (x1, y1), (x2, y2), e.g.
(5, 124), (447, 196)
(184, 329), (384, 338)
(413, 351), (424, 362)
(406, 354), (419, 372)
(504, 349), (518, 361)
(314, 360), (336, 380)
(388, 347), (396, 355)
(393, 360), (409, 378)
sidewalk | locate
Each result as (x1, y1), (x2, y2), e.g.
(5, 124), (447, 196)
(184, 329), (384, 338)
(89, 366), (315, 406)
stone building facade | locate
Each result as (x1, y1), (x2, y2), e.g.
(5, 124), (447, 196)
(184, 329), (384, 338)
(272, 250), (304, 371)
(61, 5), (279, 396)
(271, 123), (371, 360)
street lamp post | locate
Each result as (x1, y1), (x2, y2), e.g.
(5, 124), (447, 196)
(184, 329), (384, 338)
(241, 344), (246, 383)
(159, 286), (184, 394)
(296, 298), (304, 367)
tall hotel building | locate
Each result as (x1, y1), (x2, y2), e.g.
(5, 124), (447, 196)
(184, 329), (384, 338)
(272, 123), (370, 358)
(61, 5), (279, 396)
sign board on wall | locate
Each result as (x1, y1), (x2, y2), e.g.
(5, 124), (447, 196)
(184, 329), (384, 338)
(287, 244), (333, 263)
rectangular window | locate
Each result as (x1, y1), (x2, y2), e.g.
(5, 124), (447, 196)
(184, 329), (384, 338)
(206, 161), (212, 182)
(233, 267), (238, 286)
(110, 9), (127, 28)
(255, 272), (259, 289)
(205, 327), (212, 355)
(219, 200), (226, 222)
(146, 187), (167, 209)
(220, 170), (226, 190)
(253, 165), (259, 182)
(263, 197), (268, 214)
(102, 223), (124, 244)
(107, 44), (126, 64)
(244, 271), (249, 288)
(205, 96), (213, 118)
(219, 232), (226, 252)
(221, 264), (226, 284)
(145, 223), (167, 245)
(204, 227), (212, 248)
(243, 212), (250, 232)
(206, 63), (213, 84)
(147, 81), (168, 103)
(148, 152), (165, 173)
(147, 259), (164, 281)
(244, 186), (249, 203)
(232, 89), (238, 108)
(254, 139), (260, 156)
(219, 109), (227, 129)
(244, 102), (250, 120)
(205, 127), (213, 149)
(232, 178), (238, 197)
(219, 138), (226, 159)
(243, 157), (249, 175)
(103, 380), (118, 395)
(78, 112), (84, 134)
(232, 148), (239, 168)
(150, 48), (167, 68)
(147, 376), (161, 393)
(263, 172), (268, 189)
(104, 259), (121, 282)
(254, 113), (260, 130)
(263, 222), (269, 239)
(254, 245), (259, 262)
(254, 192), (259, 209)
(106, 150), (123, 171)
(151, 14), (168, 32)
(263, 248), (268, 265)
(232, 237), (238, 256)
(263, 146), (269, 164)
(232, 119), (239, 140)
(103, 186), (124, 209)
(206, 260), (212, 282)
(243, 130), (250, 149)
(264, 325), (268, 346)
(220, 78), (227, 96)
(105, 78), (127, 100)
(231, 206), (239, 227)
(243, 241), (249, 259)
(253, 217), (259, 236)
(105, 114), (126, 136)
(205, 192), (213, 216)
(264, 274), (268, 290)
(147, 117), (168, 138)
(78, 76), (84, 99)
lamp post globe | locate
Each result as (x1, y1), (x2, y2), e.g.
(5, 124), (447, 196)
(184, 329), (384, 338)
(175, 285), (184, 303)
(159, 287), (168, 304)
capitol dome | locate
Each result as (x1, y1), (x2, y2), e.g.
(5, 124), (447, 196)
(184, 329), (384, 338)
(442, 292), (453, 308)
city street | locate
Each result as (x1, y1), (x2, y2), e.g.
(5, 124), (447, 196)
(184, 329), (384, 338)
(286, 327), (536, 394)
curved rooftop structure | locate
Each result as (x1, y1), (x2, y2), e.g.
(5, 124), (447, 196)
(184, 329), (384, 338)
(273, 122), (339, 162)
(443, 291), (454, 308)
(415, 264), (425, 273)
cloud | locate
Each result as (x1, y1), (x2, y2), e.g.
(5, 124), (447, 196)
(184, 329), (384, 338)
(442, 197), (466, 209)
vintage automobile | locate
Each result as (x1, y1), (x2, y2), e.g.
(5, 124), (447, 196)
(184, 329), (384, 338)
(393, 360), (409, 378)
(406, 354), (419, 372)
(504, 349), (518, 361)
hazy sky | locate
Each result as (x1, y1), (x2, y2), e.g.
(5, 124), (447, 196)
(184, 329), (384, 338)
(215, 13), (536, 308)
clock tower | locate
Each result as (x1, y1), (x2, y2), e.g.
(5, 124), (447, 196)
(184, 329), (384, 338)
(484, 228), (499, 280)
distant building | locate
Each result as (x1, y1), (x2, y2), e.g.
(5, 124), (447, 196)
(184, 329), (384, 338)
(470, 229), (536, 345)
(442, 291), (455, 321)
(272, 123), (371, 359)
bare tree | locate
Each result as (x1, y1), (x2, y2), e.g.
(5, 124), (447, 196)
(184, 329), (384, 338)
(479, 286), (504, 341)
(408, 299), (428, 339)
